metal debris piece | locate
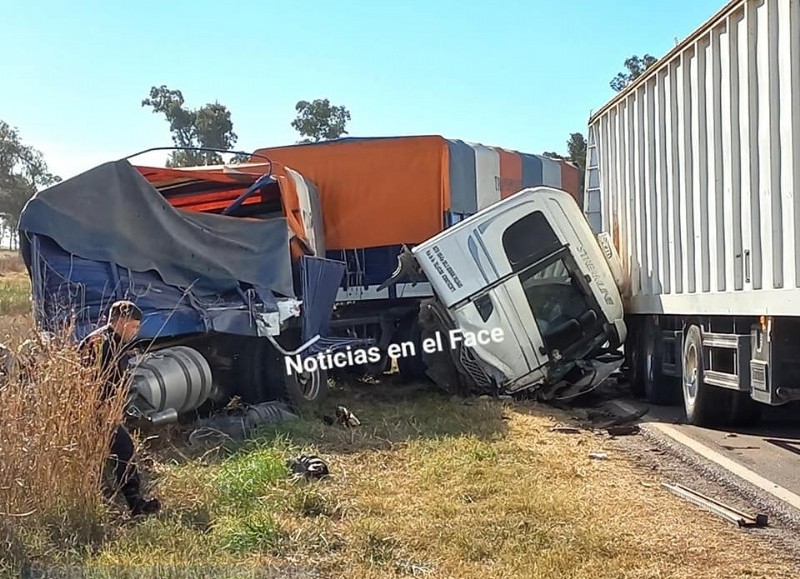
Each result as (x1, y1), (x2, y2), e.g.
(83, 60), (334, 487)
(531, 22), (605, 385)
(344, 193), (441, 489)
(336, 405), (360, 428)
(589, 452), (608, 460)
(190, 401), (298, 443)
(594, 408), (649, 429)
(287, 454), (330, 481)
(661, 482), (768, 527)
(606, 424), (641, 436)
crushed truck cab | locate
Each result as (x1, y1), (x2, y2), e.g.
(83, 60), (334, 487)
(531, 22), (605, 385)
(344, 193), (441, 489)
(408, 186), (627, 400)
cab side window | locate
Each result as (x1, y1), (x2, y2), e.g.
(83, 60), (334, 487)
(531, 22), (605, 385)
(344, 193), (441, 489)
(502, 211), (561, 272)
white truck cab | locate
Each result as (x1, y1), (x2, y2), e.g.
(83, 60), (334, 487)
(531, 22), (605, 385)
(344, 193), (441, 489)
(412, 186), (627, 399)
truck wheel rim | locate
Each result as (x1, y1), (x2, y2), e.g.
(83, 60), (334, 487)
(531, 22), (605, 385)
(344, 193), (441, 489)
(684, 342), (698, 403)
(645, 349), (654, 385)
(296, 371), (320, 400)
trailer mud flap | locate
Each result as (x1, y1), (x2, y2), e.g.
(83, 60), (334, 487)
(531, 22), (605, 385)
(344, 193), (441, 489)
(300, 256), (373, 356)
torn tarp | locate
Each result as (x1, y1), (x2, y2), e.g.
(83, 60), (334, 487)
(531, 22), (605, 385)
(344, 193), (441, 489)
(18, 160), (294, 298)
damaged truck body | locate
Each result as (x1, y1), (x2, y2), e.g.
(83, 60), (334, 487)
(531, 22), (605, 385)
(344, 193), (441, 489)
(18, 135), (626, 424)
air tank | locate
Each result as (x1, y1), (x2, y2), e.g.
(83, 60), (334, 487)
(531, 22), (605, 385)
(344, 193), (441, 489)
(129, 346), (214, 416)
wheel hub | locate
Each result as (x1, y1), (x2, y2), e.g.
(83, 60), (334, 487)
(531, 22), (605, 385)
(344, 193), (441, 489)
(684, 342), (698, 403)
(295, 371), (320, 400)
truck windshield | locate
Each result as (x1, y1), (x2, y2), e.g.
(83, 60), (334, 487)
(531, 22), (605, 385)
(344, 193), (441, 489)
(519, 259), (596, 354)
(502, 209), (601, 354)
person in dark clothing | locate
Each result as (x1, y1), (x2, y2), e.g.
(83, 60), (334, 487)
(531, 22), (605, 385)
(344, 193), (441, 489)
(78, 300), (160, 517)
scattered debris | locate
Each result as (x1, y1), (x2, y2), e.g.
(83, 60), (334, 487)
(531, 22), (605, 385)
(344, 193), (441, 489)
(287, 454), (330, 481)
(551, 425), (582, 434)
(336, 405), (361, 428)
(719, 445), (760, 451)
(189, 401), (298, 443)
(593, 407), (649, 430)
(725, 433), (739, 438)
(589, 452), (608, 460)
(661, 482), (768, 528)
(606, 424), (641, 437)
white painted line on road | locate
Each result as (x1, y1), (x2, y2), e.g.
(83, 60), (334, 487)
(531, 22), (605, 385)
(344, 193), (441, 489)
(647, 422), (800, 511)
(610, 398), (800, 513)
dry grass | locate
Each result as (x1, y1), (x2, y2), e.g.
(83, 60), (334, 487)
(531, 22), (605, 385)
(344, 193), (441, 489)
(0, 295), (796, 577)
(0, 253), (32, 318)
(6, 381), (787, 579)
(0, 251), (25, 276)
(0, 323), (129, 571)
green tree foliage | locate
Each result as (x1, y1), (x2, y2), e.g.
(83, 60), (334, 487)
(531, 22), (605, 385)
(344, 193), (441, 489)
(610, 54), (658, 92)
(567, 132), (587, 175)
(142, 86), (238, 167)
(0, 121), (61, 248)
(291, 99), (351, 143)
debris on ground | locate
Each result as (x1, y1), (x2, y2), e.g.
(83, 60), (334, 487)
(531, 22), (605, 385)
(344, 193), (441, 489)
(551, 425), (583, 434)
(188, 401), (299, 444)
(287, 454), (330, 481)
(589, 452), (609, 460)
(606, 424), (641, 437)
(661, 482), (769, 528)
(335, 405), (360, 428)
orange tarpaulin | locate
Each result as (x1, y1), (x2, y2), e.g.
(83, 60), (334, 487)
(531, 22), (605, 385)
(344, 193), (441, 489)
(136, 162), (315, 260)
(253, 136), (450, 251)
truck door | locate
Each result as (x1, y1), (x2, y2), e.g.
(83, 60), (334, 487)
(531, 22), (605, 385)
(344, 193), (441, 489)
(453, 207), (606, 391)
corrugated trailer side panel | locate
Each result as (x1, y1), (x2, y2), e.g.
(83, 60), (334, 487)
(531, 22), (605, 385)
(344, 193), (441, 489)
(586, 0), (800, 316)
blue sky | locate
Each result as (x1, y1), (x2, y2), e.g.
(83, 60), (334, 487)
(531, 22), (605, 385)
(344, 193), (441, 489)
(1, 0), (724, 179)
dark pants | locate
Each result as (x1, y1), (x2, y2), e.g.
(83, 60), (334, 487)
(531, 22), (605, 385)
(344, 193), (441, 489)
(109, 424), (142, 507)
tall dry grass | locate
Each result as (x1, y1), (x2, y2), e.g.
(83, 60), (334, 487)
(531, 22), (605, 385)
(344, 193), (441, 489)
(0, 251), (25, 276)
(0, 321), (130, 568)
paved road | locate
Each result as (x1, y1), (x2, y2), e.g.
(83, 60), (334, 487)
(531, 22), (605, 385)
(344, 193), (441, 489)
(609, 398), (800, 506)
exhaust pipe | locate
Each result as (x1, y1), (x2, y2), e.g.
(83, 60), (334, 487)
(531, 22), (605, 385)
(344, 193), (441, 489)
(148, 408), (179, 425)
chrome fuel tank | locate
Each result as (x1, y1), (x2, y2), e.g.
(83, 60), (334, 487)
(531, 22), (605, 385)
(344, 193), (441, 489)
(129, 346), (213, 415)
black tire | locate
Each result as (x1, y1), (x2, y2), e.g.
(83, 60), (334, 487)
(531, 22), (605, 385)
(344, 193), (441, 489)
(626, 319), (645, 397)
(641, 317), (681, 405)
(235, 336), (328, 413)
(682, 325), (763, 428)
(725, 391), (763, 428)
(396, 314), (428, 382)
(236, 338), (277, 404)
(682, 324), (724, 426)
(271, 331), (329, 415)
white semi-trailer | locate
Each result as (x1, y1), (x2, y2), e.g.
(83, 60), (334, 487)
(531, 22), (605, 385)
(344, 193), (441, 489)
(584, 0), (800, 426)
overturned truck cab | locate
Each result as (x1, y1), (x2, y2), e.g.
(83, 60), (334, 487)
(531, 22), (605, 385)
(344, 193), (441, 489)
(386, 186), (628, 401)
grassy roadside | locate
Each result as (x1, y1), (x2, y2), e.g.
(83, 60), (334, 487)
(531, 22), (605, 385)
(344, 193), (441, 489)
(0, 261), (797, 578)
(4, 378), (797, 579)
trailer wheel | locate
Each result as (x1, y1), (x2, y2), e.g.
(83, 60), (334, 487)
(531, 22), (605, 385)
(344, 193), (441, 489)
(236, 339), (277, 404)
(625, 319), (645, 397)
(682, 325), (723, 426)
(236, 337), (328, 414)
(725, 391), (763, 427)
(284, 364), (329, 415)
(642, 317), (681, 405)
(396, 314), (428, 383)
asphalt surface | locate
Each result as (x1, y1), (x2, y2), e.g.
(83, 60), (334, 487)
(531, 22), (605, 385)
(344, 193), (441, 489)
(609, 396), (800, 508)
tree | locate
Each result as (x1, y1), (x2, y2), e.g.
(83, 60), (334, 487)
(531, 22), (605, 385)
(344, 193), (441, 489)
(610, 54), (658, 92)
(567, 132), (587, 175)
(0, 121), (61, 249)
(291, 99), (351, 143)
(142, 86), (238, 167)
